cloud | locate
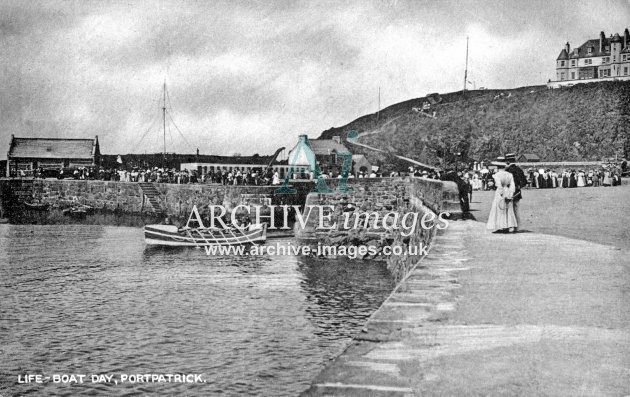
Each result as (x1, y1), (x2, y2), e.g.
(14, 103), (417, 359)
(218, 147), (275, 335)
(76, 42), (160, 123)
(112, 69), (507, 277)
(1, 0), (629, 158)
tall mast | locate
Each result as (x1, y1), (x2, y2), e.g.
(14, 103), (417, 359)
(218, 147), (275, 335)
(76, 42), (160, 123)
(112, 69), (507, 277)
(162, 81), (166, 167)
(463, 36), (469, 92)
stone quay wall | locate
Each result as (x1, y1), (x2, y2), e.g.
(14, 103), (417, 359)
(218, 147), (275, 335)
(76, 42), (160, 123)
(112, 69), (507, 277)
(300, 177), (461, 282)
(0, 178), (459, 215)
(0, 178), (461, 278)
(0, 179), (284, 224)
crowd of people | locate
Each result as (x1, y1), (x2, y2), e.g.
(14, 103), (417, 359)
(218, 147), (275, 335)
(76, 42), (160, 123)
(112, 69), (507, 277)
(32, 166), (278, 186)
(481, 155), (626, 234)
(462, 165), (624, 191)
(25, 162), (626, 193)
(29, 165), (437, 184)
(97, 167), (274, 186)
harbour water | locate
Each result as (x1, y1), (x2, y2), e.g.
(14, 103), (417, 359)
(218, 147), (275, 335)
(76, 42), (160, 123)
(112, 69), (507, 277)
(0, 225), (394, 396)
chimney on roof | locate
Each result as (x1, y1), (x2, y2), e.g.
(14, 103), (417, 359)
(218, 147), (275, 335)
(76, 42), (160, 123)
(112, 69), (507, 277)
(625, 28), (629, 48)
(600, 31), (605, 52)
(565, 42), (570, 53)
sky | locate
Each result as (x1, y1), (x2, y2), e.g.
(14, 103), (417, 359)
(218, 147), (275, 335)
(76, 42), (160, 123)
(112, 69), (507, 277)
(1, 0), (629, 159)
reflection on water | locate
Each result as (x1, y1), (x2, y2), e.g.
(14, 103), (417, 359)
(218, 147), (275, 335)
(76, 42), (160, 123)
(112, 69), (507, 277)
(0, 225), (394, 396)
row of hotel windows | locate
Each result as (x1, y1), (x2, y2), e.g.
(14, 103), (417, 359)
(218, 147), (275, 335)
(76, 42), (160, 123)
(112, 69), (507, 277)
(560, 54), (628, 67)
(560, 66), (629, 80)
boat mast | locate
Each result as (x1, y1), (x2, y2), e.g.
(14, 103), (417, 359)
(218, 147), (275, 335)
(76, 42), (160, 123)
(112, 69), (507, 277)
(162, 81), (166, 168)
(463, 36), (469, 92)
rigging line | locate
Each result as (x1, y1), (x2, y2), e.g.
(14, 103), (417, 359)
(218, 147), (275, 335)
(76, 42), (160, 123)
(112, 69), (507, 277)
(167, 109), (196, 152)
(167, 119), (175, 152)
(131, 115), (160, 153)
(164, 85), (196, 152)
(134, 111), (160, 149)
(130, 87), (166, 153)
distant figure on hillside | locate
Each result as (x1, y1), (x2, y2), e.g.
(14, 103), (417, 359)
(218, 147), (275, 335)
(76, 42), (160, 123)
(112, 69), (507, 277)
(486, 161), (518, 233)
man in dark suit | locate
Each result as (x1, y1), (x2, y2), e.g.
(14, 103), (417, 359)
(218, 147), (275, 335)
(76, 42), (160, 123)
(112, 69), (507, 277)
(505, 153), (527, 230)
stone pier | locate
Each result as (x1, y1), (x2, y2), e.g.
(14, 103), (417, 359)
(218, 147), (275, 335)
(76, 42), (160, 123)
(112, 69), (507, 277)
(304, 219), (630, 396)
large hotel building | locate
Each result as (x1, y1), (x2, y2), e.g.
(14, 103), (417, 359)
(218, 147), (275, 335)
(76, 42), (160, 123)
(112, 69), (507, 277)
(553, 28), (630, 86)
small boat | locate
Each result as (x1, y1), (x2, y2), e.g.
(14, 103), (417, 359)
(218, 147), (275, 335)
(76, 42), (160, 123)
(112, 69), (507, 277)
(144, 205), (267, 247)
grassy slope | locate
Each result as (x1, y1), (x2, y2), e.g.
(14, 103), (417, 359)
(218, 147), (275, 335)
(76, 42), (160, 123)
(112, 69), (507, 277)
(319, 81), (630, 167)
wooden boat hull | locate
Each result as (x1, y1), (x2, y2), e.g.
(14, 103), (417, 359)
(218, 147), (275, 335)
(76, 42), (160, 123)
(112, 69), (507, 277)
(144, 224), (267, 247)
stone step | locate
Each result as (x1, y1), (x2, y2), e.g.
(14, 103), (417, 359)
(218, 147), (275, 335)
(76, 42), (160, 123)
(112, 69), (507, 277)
(139, 183), (164, 211)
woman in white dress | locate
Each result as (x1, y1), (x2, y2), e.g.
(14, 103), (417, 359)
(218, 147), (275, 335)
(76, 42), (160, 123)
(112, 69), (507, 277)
(486, 162), (518, 233)
(577, 170), (586, 187)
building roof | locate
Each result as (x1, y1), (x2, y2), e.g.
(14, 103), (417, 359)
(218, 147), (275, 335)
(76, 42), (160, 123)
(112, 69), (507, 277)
(557, 49), (569, 60)
(563, 29), (630, 59)
(8, 136), (99, 160)
(570, 39), (609, 58)
(518, 153), (540, 161)
(308, 139), (349, 155)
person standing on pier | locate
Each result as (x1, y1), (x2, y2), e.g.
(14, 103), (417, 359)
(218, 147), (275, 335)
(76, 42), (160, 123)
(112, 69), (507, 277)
(505, 154), (527, 231)
(486, 160), (518, 233)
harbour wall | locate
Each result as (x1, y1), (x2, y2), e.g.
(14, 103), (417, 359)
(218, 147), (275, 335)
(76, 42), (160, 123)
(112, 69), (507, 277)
(0, 179), (300, 225)
(300, 178), (460, 282)
(0, 178), (461, 281)
(0, 178), (459, 219)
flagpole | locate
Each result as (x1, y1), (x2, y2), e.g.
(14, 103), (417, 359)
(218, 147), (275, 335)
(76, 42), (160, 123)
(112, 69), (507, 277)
(162, 80), (166, 168)
(464, 36), (469, 92)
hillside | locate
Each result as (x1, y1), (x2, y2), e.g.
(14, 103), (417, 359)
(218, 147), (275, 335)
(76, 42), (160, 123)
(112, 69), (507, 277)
(319, 81), (630, 169)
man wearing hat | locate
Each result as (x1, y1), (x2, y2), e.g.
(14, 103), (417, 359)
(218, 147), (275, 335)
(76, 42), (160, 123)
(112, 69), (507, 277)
(505, 153), (527, 230)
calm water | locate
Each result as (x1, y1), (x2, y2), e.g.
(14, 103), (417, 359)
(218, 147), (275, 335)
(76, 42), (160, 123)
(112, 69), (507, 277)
(0, 225), (394, 396)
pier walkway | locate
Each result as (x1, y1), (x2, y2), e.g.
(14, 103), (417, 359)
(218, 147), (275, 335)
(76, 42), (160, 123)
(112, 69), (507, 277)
(304, 218), (630, 396)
